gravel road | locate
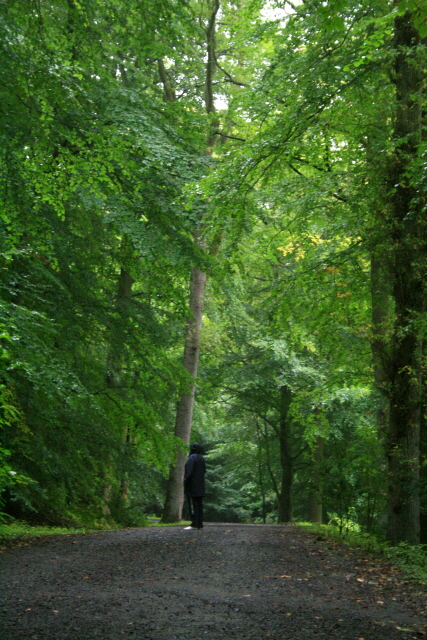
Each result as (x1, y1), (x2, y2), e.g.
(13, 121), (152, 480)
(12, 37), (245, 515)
(1, 523), (426, 639)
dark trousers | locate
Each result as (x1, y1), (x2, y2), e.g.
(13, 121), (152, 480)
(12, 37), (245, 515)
(188, 495), (203, 529)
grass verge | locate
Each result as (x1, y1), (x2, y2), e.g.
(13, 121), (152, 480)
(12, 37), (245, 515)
(297, 522), (427, 585)
(0, 521), (97, 545)
(0, 518), (193, 545)
(146, 520), (191, 527)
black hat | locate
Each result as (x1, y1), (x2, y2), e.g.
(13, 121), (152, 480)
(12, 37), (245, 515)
(190, 442), (202, 454)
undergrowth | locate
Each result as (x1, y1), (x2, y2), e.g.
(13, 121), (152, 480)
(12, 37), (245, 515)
(297, 522), (427, 585)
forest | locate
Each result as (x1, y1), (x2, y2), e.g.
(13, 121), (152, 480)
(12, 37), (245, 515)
(1, 0), (427, 546)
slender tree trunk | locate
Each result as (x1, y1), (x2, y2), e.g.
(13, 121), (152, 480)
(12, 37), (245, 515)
(103, 266), (134, 515)
(278, 385), (293, 523)
(308, 436), (324, 524)
(106, 267), (134, 389)
(157, 59), (176, 102)
(258, 460), (267, 524)
(308, 491), (322, 524)
(161, 252), (207, 522)
(386, 13), (425, 544)
(205, 0), (220, 147)
(161, 0), (220, 522)
(263, 418), (281, 510)
(256, 421), (267, 523)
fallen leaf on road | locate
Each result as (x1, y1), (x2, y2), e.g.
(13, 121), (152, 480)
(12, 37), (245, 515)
(135, 579), (155, 583)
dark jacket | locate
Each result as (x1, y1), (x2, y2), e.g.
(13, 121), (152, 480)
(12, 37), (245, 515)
(184, 445), (206, 497)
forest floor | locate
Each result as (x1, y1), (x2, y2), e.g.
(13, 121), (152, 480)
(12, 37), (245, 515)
(1, 523), (427, 640)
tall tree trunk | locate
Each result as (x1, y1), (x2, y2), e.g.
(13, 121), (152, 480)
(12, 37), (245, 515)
(278, 385), (293, 523)
(308, 436), (324, 524)
(256, 420), (268, 523)
(106, 267), (134, 389)
(420, 381), (427, 542)
(103, 266), (134, 516)
(161, 0), (220, 523)
(370, 254), (391, 439)
(161, 250), (206, 522)
(386, 13), (425, 544)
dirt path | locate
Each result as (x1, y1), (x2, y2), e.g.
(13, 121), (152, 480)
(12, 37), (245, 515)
(0, 523), (426, 640)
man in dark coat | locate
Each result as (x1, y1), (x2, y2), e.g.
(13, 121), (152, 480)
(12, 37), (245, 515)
(183, 442), (206, 530)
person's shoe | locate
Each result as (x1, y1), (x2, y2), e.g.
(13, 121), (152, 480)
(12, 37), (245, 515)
(183, 526), (196, 530)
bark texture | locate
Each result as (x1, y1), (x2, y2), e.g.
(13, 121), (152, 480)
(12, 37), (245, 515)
(308, 436), (324, 524)
(157, 59), (176, 103)
(205, 0), (220, 147)
(386, 13), (425, 544)
(278, 386), (293, 523)
(161, 257), (207, 522)
(106, 267), (134, 389)
(103, 267), (134, 515)
(370, 255), (391, 439)
(420, 387), (427, 542)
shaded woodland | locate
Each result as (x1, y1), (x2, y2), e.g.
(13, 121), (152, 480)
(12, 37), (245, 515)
(1, 0), (427, 545)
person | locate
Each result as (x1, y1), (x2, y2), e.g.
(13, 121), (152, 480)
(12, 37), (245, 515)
(183, 442), (206, 530)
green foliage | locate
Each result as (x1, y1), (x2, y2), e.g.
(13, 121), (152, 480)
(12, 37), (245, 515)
(194, 0), (401, 535)
(0, 521), (99, 545)
(0, 0), (211, 527)
(0, 448), (31, 522)
(1, 0), (425, 542)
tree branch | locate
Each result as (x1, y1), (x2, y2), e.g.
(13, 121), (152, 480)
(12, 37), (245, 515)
(288, 162), (348, 202)
(285, 0), (298, 11)
(214, 56), (248, 87)
(157, 58), (176, 103)
(212, 131), (246, 142)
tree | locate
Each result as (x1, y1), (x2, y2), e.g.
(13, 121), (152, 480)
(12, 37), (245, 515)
(161, 0), (264, 522)
(384, 7), (426, 545)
